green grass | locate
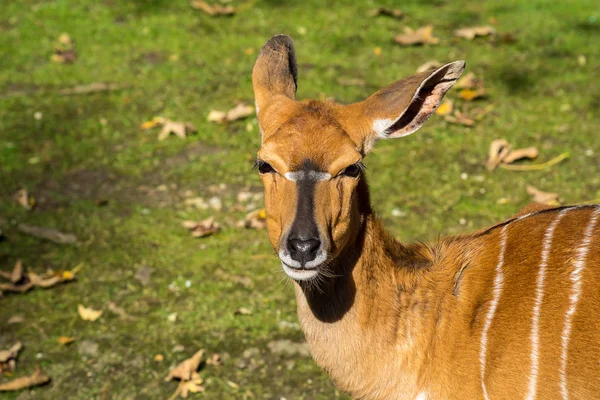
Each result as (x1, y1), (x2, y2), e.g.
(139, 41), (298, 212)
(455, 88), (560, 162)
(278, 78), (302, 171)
(1, 0), (599, 398)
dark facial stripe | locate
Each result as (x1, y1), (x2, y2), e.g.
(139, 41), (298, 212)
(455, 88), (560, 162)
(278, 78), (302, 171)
(288, 160), (321, 241)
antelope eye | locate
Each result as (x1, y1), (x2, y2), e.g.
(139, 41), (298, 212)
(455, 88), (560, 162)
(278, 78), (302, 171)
(256, 160), (275, 174)
(341, 163), (362, 178)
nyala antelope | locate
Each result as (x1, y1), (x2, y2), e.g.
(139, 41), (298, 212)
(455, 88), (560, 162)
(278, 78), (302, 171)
(252, 35), (600, 399)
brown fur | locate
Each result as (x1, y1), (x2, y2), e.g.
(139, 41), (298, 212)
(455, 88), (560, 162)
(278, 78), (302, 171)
(252, 35), (600, 399)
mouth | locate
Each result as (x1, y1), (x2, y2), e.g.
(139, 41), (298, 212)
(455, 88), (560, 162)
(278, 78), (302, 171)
(281, 262), (320, 281)
(278, 249), (327, 281)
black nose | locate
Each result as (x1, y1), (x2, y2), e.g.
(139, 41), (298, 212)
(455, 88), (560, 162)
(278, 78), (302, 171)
(288, 237), (321, 265)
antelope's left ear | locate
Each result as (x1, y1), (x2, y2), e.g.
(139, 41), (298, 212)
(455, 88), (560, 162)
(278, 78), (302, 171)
(344, 61), (465, 147)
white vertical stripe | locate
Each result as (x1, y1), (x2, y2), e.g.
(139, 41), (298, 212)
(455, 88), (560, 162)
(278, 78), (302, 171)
(480, 224), (509, 400)
(526, 209), (569, 400)
(559, 207), (600, 400)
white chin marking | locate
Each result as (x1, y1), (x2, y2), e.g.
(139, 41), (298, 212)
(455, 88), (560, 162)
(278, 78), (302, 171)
(281, 262), (319, 281)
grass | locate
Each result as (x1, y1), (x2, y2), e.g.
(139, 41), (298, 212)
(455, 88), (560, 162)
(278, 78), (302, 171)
(0, 0), (599, 398)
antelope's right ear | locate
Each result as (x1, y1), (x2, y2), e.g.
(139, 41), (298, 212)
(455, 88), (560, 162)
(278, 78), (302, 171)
(252, 35), (298, 137)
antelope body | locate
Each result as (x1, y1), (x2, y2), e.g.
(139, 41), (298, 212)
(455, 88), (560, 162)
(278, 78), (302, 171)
(252, 35), (600, 399)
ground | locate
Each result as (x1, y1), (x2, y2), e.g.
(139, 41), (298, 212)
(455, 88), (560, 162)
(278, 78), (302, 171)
(0, 0), (599, 399)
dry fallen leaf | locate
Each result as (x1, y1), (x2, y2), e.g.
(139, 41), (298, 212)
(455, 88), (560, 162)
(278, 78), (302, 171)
(7, 315), (24, 324)
(395, 25), (439, 46)
(444, 110), (475, 126)
(165, 349), (205, 382)
(0, 260), (24, 284)
(1, 263), (80, 295)
(50, 33), (77, 64)
(180, 373), (205, 398)
(226, 103), (254, 121)
(486, 140), (541, 171)
(0, 342), (22, 374)
(458, 88), (487, 101)
(77, 305), (103, 322)
(502, 147), (539, 164)
(190, 1), (234, 16)
(17, 224), (78, 244)
(416, 60), (441, 73)
(206, 353), (222, 366)
(208, 104), (254, 123)
(182, 217), (220, 238)
(14, 189), (35, 210)
(58, 336), (75, 346)
(454, 25), (496, 40)
(455, 72), (482, 90)
(367, 7), (403, 18)
(527, 186), (562, 206)
(141, 117), (196, 141)
(237, 209), (267, 230)
(234, 307), (252, 316)
(435, 100), (454, 116)
(108, 301), (137, 321)
(0, 367), (50, 391)
(159, 120), (196, 141)
(486, 139), (511, 171)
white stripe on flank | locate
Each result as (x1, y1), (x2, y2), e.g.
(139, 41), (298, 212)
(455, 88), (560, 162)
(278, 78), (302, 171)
(480, 224), (509, 400)
(559, 207), (600, 400)
(526, 209), (569, 400)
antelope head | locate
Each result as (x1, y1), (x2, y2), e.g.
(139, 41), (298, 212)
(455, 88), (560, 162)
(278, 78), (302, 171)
(252, 35), (465, 282)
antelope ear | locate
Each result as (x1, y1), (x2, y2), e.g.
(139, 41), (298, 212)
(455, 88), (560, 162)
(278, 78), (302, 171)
(348, 61), (465, 145)
(252, 34), (298, 115)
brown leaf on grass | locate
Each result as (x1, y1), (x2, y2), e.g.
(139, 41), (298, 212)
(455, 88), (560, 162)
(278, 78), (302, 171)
(17, 224), (78, 244)
(394, 25), (439, 46)
(50, 33), (77, 64)
(454, 25), (496, 40)
(190, 1), (234, 16)
(58, 336), (76, 345)
(140, 117), (197, 141)
(0, 342), (22, 373)
(7, 315), (24, 324)
(159, 120), (196, 141)
(226, 103), (254, 121)
(0, 282), (33, 293)
(208, 104), (254, 123)
(165, 350), (205, 382)
(206, 353), (223, 366)
(1, 264), (80, 294)
(526, 186), (562, 206)
(416, 60), (441, 73)
(486, 139), (540, 171)
(444, 110), (475, 126)
(458, 88), (487, 101)
(77, 305), (103, 321)
(502, 147), (539, 164)
(182, 217), (220, 238)
(486, 139), (511, 171)
(179, 373), (205, 398)
(59, 82), (126, 95)
(108, 301), (137, 321)
(0, 367), (50, 391)
(337, 77), (367, 87)
(367, 7), (403, 18)
(237, 209), (267, 230)
(0, 260), (24, 284)
(14, 189), (35, 210)
(454, 72), (482, 90)
(206, 110), (226, 123)
(234, 307), (252, 316)
(435, 100), (454, 116)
